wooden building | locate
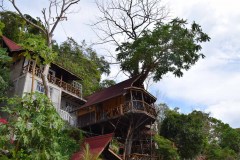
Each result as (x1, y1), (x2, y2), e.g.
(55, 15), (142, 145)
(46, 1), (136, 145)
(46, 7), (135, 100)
(75, 75), (158, 159)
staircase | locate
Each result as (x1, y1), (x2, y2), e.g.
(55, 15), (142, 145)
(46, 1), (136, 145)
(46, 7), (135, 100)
(57, 108), (76, 126)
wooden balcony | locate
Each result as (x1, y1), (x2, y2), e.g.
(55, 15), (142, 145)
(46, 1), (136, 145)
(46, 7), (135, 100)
(78, 100), (157, 128)
(106, 100), (157, 119)
(22, 64), (82, 98)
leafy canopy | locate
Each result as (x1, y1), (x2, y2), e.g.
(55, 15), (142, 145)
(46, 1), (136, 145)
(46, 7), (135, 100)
(0, 21), (11, 97)
(0, 93), (80, 160)
(0, 11), (44, 43)
(53, 38), (110, 96)
(117, 18), (210, 82)
(154, 134), (179, 160)
(160, 110), (207, 159)
(157, 106), (240, 159)
(21, 34), (57, 65)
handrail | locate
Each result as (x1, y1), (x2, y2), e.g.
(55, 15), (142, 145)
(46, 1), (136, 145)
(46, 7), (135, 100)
(57, 108), (76, 126)
(22, 64), (82, 98)
(78, 100), (157, 127)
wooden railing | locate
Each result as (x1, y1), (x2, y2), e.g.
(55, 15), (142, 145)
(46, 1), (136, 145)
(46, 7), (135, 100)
(57, 108), (76, 126)
(79, 100), (156, 127)
(22, 64), (82, 98)
(102, 100), (157, 119)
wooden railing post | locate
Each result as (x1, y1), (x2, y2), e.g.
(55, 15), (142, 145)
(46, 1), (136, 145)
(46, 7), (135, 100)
(120, 104), (123, 115)
(24, 64), (83, 98)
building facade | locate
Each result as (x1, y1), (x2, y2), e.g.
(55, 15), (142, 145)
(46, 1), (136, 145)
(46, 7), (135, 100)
(2, 36), (86, 126)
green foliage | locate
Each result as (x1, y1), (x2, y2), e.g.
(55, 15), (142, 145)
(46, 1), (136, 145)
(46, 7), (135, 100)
(21, 34), (57, 64)
(53, 38), (110, 96)
(0, 11), (44, 43)
(109, 138), (120, 154)
(81, 143), (101, 160)
(0, 21), (5, 36)
(207, 118), (240, 155)
(117, 18), (210, 81)
(0, 46), (11, 97)
(0, 93), (80, 160)
(160, 110), (207, 159)
(205, 144), (237, 160)
(154, 134), (179, 160)
(158, 107), (240, 159)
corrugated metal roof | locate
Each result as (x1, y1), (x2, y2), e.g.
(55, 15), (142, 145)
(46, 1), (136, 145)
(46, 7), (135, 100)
(71, 133), (114, 160)
(80, 75), (141, 108)
(2, 36), (22, 52)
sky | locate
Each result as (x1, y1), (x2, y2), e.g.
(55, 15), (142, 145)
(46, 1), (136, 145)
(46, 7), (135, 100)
(3, 0), (240, 128)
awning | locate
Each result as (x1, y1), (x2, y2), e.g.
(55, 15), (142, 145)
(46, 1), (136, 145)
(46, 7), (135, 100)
(71, 133), (114, 160)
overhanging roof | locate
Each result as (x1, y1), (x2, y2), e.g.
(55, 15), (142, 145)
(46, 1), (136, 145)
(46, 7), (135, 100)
(80, 75), (142, 108)
(1, 36), (82, 80)
(2, 35), (23, 52)
(71, 133), (114, 160)
(79, 75), (157, 109)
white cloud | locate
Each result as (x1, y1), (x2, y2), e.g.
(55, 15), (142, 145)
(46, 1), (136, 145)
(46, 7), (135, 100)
(205, 101), (240, 128)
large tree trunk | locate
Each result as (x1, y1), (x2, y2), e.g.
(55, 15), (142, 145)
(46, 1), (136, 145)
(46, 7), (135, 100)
(124, 121), (135, 160)
(31, 60), (36, 93)
(41, 35), (52, 98)
(41, 64), (50, 98)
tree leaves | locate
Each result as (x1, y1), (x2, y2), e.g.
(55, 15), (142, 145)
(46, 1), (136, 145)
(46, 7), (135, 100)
(0, 93), (80, 159)
(53, 38), (110, 96)
(117, 18), (210, 82)
(157, 108), (240, 159)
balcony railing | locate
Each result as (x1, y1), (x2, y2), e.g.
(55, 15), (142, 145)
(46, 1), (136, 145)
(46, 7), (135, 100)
(102, 100), (157, 120)
(78, 100), (157, 127)
(22, 64), (82, 98)
(57, 108), (76, 126)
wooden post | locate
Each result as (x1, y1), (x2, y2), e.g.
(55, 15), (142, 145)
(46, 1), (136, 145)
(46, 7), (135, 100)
(60, 75), (63, 87)
(31, 60), (37, 93)
(130, 89), (133, 110)
(141, 91), (145, 111)
(124, 120), (135, 160)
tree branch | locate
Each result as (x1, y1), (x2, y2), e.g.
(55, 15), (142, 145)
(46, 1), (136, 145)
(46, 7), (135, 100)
(10, 0), (47, 35)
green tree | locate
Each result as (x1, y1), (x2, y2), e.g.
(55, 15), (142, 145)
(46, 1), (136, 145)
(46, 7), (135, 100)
(208, 119), (240, 155)
(0, 21), (11, 97)
(117, 19), (210, 83)
(160, 110), (207, 159)
(205, 144), (237, 160)
(54, 38), (110, 96)
(0, 93), (80, 159)
(0, 11), (44, 43)
(154, 134), (179, 160)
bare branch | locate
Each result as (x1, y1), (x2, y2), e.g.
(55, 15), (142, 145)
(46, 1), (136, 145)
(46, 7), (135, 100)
(50, 0), (80, 35)
(10, 0), (47, 35)
(0, 0), (5, 10)
(94, 0), (169, 45)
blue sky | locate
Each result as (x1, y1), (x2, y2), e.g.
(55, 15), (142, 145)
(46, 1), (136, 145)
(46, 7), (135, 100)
(3, 0), (240, 128)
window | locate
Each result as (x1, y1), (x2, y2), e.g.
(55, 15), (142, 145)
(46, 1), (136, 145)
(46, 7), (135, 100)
(36, 82), (44, 93)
